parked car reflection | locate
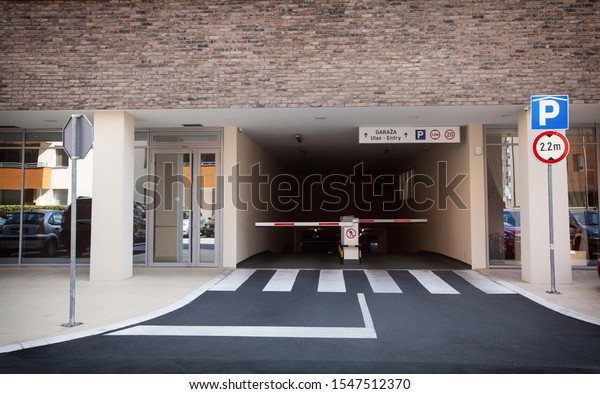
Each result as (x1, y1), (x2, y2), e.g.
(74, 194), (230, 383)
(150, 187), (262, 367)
(503, 209), (520, 260)
(0, 210), (64, 257)
(0, 214), (8, 234)
(62, 197), (146, 256)
(182, 213), (206, 238)
(500, 207), (600, 262)
(204, 217), (215, 238)
(569, 209), (599, 260)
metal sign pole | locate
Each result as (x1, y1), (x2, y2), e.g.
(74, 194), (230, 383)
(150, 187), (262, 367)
(63, 115), (82, 327)
(546, 164), (560, 295)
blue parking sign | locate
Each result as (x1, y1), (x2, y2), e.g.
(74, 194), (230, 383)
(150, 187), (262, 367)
(530, 95), (569, 130)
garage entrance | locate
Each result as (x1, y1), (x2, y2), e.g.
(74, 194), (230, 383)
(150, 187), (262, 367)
(235, 124), (473, 270)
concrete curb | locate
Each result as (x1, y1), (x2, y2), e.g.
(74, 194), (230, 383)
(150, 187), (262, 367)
(480, 270), (600, 327)
(0, 268), (234, 354)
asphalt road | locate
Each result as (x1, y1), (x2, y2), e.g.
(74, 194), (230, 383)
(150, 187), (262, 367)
(2, 269), (600, 373)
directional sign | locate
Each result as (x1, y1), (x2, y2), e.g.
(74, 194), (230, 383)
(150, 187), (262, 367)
(532, 130), (569, 165)
(359, 126), (460, 144)
(530, 95), (569, 131)
(62, 114), (94, 160)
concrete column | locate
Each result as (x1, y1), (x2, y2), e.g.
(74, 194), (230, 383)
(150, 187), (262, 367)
(90, 112), (135, 281)
(518, 110), (572, 284)
(222, 126), (238, 268)
(467, 124), (487, 269)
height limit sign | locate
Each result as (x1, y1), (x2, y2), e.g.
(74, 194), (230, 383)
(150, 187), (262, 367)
(532, 130), (569, 296)
(532, 130), (569, 165)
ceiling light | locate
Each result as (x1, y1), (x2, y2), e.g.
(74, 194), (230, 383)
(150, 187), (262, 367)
(182, 123), (204, 127)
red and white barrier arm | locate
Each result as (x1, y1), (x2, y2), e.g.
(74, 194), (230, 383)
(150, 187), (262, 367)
(359, 219), (428, 224)
(255, 221), (345, 227)
(255, 219), (428, 227)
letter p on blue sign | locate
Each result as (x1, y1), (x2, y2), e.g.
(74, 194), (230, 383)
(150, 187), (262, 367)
(530, 95), (569, 130)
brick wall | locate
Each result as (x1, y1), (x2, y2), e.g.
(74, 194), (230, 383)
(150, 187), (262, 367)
(1, 0), (598, 111)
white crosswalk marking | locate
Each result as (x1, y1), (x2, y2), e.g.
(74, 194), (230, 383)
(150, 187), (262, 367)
(210, 269), (255, 291)
(408, 270), (460, 294)
(317, 270), (346, 292)
(208, 268), (515, 295)
(263, 269), (300, 292)
(364, 270), (402, 293)
(454, 270), (516, 294)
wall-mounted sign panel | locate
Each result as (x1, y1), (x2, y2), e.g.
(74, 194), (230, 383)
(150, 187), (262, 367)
(359, 127), (460, 144)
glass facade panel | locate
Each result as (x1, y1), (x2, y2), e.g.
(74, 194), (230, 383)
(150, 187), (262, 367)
(133, 133), (148, 265)
(486, 129), (521, 267)
(1, 128), (228, 268)
(567, 127), (599, 268)
(199, 153), (216, 265)
(0, 132), (24, 262)
(486, 125), (599, 270)
(0, 130), (92, 265)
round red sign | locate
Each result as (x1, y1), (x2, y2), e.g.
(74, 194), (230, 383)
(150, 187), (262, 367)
(532, 131), (569, 165)
(345, 228), (357, 239)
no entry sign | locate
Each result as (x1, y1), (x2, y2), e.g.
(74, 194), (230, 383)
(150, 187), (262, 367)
(532, 130), (569, 165)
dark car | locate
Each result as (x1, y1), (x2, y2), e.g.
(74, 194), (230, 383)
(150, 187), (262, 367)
(0, 214), (8, 233)
(61, 197), (93, 256)
(0, 210), (63, 257)
(503, 209), (520, 260)
(62, 197), (146, 256)
(204, 217), (215, 238)
(503, 222), (518, 260)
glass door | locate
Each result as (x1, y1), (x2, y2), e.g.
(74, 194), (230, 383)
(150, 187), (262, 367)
(195, 152), (218, 266)
(149, 149), (219, 266)
(150, 150), (191, 265)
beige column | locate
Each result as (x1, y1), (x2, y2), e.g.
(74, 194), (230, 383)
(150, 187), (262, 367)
(221, 126), (238, 268)
(467, 124), (487, 269)
(90, 111), (135, 281)
(518, 110), (572, 284)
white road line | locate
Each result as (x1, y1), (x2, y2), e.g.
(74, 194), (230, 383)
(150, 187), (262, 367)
(317, 269), (346, 292)
(364, 270), (402, 293)
(263, 269), (300, 292)
(107, 293), (377, 339)
(409, 270), (460, 294)
(454, 271), (517, 294)
(209, 269), (256, 291)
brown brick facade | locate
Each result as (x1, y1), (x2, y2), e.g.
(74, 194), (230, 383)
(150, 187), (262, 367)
(1, 0), (598, 111)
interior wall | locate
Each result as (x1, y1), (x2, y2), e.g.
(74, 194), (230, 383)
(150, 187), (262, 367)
(234, 131), (291, 263)
(389, 128), (473, 264)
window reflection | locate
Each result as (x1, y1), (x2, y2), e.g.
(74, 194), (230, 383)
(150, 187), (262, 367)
(0, 131), (92, 265)
(567, 127), (599, 267)
(486, 129), (521, 266)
